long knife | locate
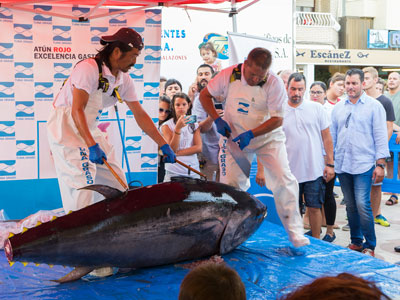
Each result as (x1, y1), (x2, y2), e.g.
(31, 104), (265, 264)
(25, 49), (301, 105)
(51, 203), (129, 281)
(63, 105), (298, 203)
(225, 128), (251, 177)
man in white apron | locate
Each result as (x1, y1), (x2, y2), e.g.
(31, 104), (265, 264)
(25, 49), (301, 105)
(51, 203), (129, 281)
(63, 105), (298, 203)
(199, 48), (309, 248)
(47, 28), (176, 213)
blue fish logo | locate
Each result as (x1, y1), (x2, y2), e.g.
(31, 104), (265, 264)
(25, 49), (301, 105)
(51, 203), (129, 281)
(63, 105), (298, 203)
(144, 45), (161, 61)
(90, 27), (108, 43)
(72, 7), (90, 23)
(16, 140), (35, 156)
(33, 5), (52, 22)
(0, 7), (12, 20)
(130, 64), (143, 79)
(16, 101), (34, 117)
(15, 62), (33, 79)
(132, 27), (145, 34)
(14, 24), (32, 40)
(0, 43), (13, 59)
(126, 136), (141, 152)
(0, 82), (14, 98)
(53, 25), (71, 42)
(54, 63), (73, 79)
(0, 160), (16, 176)
(145, 9), (161, 25)
(237, 102), (249, 114)
(35, 82), (53, 98)
(0, 121), (15, 137)
(126, 110), (133, 117)
(143, 82), (159, 98)
(141, 153), (157, 169)
(109, 10), (127, 25)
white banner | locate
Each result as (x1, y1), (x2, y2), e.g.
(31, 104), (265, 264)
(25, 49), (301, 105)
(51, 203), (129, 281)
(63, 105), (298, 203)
(0, 5), (161, 182)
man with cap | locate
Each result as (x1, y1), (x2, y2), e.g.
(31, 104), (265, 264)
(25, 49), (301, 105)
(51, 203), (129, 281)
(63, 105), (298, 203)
(47, 28), (176, 213)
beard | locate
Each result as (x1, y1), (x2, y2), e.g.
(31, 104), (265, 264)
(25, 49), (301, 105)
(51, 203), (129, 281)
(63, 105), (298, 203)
(289, 96), (302, 105)
(197, 79), (209, 92)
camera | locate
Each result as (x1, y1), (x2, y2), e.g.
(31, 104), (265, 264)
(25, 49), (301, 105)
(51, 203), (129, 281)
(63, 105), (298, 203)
(186, 115), (197, 124)
(214, 103), (223, 110)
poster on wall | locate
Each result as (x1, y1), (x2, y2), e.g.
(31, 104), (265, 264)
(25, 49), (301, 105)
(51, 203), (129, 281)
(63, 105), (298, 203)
(0, 5), (161, 185)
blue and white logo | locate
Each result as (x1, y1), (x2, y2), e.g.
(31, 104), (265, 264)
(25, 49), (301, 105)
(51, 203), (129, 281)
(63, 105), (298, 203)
(144, 82), (159, 98)
(132, 26), (145, 34)
(144, 45), (161, 61)
(90, 27), (108, 43)
(0, 43), (13, 59)
(53, 25), (71, 42)
(109, 9), (127, 25)
(72, 7), (90, 23)
(15, 62), (33, 79)
(145, 9), (161, 25)
(16, 140), (35, 156)
(14, 24), (32, 40)
(33, 5), (52, 22)
(0, 82), (14, 98)
(16, 101), (34, 117)
(237, 102), (250, 114)
(54, 63), (73, 79)
(0, 7), (12, 20)
(0, 121), (15, 137)
(0, 160), (16, 176)
(130, 64), (143, 80)
(141, 153), (157, 169)
(126, 136), (141, 152)
(35, 82), (53, 99)
(100, 110), (109, 119)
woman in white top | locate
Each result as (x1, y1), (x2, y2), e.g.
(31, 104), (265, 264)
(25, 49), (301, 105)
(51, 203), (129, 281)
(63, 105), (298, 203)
(162, 93), (202, 181)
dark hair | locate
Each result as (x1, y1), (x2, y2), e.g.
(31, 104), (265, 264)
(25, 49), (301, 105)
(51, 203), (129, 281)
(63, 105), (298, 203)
(197, 64), (214, 74)
(247, 47), (272, 70)
(279, 273), (391, 300)
(159, 95), (172, 126)
(310, 81), (327, 92)
(160, 76), (167, 83)
(346, 68), (364, 82)
(287, 72), (306, 86)
(179, 263), (246, 300)
(96, 41), (133, 71)
(159, 95), (171, 104)
(165, 79), (183, 92)
(171, 92), (192, 123)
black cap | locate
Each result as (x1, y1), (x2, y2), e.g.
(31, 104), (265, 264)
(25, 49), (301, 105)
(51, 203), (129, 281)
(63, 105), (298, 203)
(100, 27), (144, 50)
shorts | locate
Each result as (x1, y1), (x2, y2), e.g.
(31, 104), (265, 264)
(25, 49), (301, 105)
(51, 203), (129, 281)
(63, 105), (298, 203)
(299, 176), (325, 209)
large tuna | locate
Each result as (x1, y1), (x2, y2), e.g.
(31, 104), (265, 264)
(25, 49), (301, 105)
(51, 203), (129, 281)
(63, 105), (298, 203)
(4, 177), (266, 282)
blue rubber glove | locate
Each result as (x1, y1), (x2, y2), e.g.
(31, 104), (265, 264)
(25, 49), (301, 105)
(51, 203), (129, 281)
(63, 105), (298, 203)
(214, 117), (232, 137)
(232, 130), (254, 150)
(88, 143), (107, 164)
(161, 144), (176, 163)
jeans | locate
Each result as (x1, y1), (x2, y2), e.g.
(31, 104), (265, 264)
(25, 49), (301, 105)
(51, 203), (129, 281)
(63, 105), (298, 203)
(337, 167), (376, 250)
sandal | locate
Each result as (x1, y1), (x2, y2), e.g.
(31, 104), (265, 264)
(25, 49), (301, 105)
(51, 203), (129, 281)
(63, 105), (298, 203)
(385, 195), (398, 206)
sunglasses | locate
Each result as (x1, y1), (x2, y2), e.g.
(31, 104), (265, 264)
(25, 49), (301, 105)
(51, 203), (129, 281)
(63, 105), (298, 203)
(310, 91), (324, 95)
(159, 108), (171, 114)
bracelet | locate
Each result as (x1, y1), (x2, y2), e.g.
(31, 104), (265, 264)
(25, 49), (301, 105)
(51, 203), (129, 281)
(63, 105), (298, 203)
(326, 164), (334, 168)
(174, 131), (181, 135)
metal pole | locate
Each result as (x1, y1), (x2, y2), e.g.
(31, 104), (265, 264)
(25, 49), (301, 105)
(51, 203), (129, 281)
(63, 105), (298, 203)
(292, 0), (296, 71)
(230, 0), (238, 32)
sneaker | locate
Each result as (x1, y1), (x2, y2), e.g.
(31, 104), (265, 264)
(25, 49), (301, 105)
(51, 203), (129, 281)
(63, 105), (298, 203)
(322, 233), (336, 243)
(342, 223), (350, 231)
(347, 243), (363, 252)
(362, 248), (375, 257)
(374, 215), (390, 227)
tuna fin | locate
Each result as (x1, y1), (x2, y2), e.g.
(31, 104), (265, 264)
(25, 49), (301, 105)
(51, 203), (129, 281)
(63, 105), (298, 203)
(79, 184), (123, 199)
(51, 267), (94, 284)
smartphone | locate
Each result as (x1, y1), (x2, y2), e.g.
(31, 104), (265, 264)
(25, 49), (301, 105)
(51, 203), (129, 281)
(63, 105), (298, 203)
(186, 115), (197, 124)
(214, 103), (223, 110)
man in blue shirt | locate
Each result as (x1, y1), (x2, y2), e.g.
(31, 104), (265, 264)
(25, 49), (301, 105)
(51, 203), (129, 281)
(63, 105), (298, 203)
(331, 68), (389, 257)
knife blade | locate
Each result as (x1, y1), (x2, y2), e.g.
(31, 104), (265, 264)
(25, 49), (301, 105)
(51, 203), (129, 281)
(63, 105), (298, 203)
(224, 128), (251, 177)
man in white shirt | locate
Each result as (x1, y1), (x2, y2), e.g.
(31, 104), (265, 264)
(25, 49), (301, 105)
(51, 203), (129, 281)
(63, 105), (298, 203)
(283, 73), (335, 239)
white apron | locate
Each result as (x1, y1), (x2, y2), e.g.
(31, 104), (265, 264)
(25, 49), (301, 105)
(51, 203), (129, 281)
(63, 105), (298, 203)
(47, 89), (127, 212)
(218, 78), (309, 248)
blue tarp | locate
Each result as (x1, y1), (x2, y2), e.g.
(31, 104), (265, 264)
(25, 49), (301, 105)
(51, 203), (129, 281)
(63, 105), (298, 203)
(1, 221), (399, 300)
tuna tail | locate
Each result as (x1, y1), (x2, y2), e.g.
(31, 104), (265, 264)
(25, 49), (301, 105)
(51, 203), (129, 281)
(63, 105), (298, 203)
(79, 184), (125, 199)
(51, 266), (94, 283)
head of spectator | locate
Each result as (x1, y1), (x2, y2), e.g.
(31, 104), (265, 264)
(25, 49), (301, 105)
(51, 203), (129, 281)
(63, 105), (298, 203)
(309, 81), (327, 105)
(287, 73), (306, 107)
(387, 72), (400, 94)
(243, 47), (272, 87)
(199, 42), (218, 66)
(326, 72), (345, 101)
(362, 67), (379, 97)
(196, 64), (214, 92)
(278, 69), (293, 88)
(376, 78), (386, 95)
(178, 263), (246, 300)
(279, 272), (391, 300)
(345, 68), (365, 102)
(159, 76), (167, 96)
(159, 95), (171, 126)
(165, 78), (182, 99)
(171, 92), (192, 123)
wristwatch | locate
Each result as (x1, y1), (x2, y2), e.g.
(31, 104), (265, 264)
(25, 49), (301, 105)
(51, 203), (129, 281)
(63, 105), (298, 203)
(376, 163), (385, 170)
(326, 164), (334, 168)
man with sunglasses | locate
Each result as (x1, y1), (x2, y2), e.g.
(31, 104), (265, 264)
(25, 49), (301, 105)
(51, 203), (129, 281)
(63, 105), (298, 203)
(331, 68), (389, 257)
(47, 28), (176, 214)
